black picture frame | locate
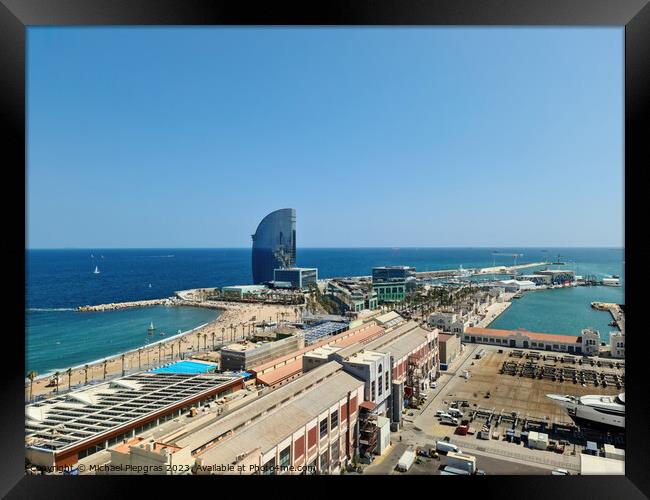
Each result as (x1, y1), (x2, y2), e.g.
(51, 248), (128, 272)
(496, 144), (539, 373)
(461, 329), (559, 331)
(1, 0), (648, 498)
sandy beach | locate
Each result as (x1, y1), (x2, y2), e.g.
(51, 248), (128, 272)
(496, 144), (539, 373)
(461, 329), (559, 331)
(26, 301), (302, 400)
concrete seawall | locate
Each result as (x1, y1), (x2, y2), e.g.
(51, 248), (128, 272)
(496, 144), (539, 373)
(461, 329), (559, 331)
(591, 302), (625, 333)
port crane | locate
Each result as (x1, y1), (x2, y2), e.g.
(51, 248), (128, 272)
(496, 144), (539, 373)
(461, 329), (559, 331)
(491, 252), (524, 266)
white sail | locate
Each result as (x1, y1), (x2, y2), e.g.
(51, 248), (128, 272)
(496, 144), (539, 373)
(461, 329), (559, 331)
(93, 266), (100, 274)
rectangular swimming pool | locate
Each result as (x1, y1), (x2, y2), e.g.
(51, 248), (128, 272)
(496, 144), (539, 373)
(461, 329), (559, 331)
(150, 360), (217, 374)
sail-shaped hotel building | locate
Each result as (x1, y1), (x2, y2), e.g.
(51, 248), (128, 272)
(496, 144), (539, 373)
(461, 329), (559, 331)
(251, 208), (297, 284)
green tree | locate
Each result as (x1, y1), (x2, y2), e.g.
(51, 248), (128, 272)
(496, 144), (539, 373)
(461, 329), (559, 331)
(27, 370), (38, 402)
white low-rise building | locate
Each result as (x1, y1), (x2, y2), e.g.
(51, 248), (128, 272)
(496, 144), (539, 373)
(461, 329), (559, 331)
(498, 279), (536, 292)
(581, 328), (601, 356)
(428, 312), (464, 334)
(609, 331), (625, 358)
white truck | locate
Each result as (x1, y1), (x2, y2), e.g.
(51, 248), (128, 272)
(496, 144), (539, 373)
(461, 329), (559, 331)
(441, 465), (470, 475)
(446, 451), (477, 474)
(396, 449), (416, 472)
(435, 441), (461, 454)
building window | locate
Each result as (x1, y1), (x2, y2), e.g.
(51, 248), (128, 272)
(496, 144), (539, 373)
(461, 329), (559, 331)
(330, 441), (339, 465)
(330, 409), (338, 430)
(385, 372), (390, 391)
(279, 446), (290, 468)
(371, 381), (376, 401)
(378, 376), (383, 396)
(320, 418), (328, 439)
(262, 457), (276, 475)
(319, 451), (328, 473)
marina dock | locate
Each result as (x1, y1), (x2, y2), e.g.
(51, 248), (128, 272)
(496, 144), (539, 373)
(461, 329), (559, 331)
(591, 302), (625, 333)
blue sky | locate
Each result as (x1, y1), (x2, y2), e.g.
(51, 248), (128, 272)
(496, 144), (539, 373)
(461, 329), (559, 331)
(27, 27), (623, 248)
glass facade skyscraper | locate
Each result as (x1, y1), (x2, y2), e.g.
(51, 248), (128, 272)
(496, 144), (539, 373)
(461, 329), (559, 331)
(251, 208), (296, 284)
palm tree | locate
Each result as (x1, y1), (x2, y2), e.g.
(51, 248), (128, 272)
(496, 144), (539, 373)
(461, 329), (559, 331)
(121, 354), (126, 377)
(221, 327), (225, 344)
(158, 343), (162, 364)
(84, 364), (89, 385)
(178, 340), (182, 359)
(196, 332), (201, 351)
(27, 370), (37, 402)
(211, 332), (216, 350)
(102, 360), (108, 380)
(67, 368), (73, 391)
(203, 333), (207, 351)
(171, 343), (175, 360)
(53, 371), (60, 393)
(137, 349), (142, 371)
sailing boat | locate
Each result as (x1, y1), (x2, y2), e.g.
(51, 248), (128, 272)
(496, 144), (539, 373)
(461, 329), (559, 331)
(93, 266), (100, 274)
(147, 321), (155, 336)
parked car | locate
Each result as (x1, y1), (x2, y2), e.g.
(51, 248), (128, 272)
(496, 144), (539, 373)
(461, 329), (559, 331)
(440, 415), (459, 426)
(448, 408), (464, 418)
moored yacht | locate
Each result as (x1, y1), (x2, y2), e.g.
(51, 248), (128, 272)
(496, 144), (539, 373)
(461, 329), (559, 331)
(546, 392), (624, 430)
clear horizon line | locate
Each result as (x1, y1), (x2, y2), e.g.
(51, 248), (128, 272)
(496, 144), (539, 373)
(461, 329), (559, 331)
(26, 245), (625, 250)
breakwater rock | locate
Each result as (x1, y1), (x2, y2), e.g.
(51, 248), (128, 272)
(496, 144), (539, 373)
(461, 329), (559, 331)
(78, 298), (177, 312)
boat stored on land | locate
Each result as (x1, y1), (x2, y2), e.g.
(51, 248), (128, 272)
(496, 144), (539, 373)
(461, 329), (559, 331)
(546, 393), (624, 430)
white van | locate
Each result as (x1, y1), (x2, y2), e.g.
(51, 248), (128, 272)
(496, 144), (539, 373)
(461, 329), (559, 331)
(436, 441), (461, 454)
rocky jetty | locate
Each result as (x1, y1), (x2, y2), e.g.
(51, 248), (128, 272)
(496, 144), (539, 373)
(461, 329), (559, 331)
(78, 298), (176, 312)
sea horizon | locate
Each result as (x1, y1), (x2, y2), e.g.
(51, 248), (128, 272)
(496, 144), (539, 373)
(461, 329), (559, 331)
(27, 245), (624, 250)
(26, 247), (624, 375)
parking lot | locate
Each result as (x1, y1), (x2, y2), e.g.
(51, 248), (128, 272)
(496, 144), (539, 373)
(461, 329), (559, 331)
(432, 347), (621, 429)
(396, 343), (626, 474)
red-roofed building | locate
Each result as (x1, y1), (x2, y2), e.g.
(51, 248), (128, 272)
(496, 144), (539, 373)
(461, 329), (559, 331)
(463, 327), (583, 354)
(250, 323), (385, 388)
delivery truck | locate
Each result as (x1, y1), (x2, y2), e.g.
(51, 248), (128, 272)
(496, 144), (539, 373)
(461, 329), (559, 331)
(441, 466), (470, 475)
(445, 451), (477, 474)
(396, 449), (416, 472)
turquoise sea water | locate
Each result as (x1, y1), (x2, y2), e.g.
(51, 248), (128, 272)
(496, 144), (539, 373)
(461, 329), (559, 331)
(489, 256), (624, 342)
(26, 247), (623, 375)
(26, 306), (221, 376)
(489, 286), (623, 341)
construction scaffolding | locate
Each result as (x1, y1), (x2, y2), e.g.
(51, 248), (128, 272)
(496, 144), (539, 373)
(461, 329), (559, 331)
(406, 352), (424, 408)
(358, 411), (379, 458)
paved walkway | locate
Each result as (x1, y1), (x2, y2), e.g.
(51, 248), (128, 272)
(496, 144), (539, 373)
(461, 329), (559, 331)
(364, 442), (408, 475)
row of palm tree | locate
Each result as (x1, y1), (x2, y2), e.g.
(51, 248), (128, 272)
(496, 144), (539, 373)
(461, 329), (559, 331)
(27, 308), (304, 401)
